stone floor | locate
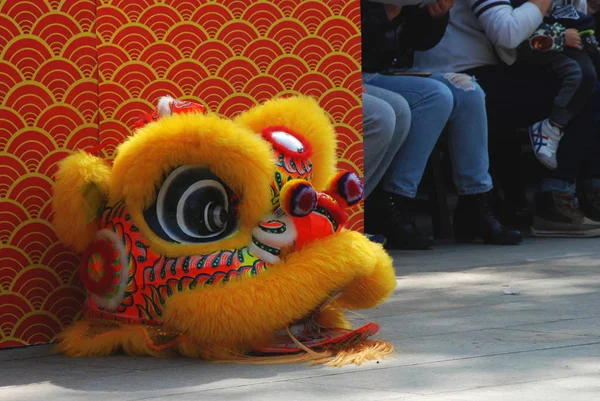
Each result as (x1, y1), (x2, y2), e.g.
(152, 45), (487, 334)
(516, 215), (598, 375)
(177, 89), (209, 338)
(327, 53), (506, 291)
(1, 237), (600, 401)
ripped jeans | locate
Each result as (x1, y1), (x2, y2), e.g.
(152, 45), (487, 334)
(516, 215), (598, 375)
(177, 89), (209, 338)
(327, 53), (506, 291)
(363, 72), (493, 198)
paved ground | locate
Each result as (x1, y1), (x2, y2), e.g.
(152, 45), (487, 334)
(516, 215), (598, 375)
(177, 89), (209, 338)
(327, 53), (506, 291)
(1, 237), (600, 401)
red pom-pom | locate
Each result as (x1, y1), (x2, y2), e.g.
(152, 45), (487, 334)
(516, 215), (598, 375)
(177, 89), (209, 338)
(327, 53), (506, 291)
(326, 171), (364, 208)
(280, 180), (317, 217)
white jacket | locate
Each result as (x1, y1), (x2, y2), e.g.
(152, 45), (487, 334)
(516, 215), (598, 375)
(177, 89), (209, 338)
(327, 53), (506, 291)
(414, 0), (544, 71)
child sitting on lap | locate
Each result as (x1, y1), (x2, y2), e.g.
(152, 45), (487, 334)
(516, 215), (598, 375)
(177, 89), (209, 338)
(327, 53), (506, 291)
(505, 0), (600, 170)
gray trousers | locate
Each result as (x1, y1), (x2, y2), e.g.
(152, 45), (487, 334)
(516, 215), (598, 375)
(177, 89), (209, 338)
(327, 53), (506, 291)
(362, 84), (411, 197)
(518, 47), (597, 126)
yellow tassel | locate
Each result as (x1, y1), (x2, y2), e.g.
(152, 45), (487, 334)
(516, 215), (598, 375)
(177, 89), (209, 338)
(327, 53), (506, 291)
(324, 340), (394, 367)
(207, 327), (394, 367)
(206, 339), (394, 367)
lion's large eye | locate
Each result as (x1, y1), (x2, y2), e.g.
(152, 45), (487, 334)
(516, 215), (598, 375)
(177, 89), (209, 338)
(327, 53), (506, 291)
(143, 166), (238, 244)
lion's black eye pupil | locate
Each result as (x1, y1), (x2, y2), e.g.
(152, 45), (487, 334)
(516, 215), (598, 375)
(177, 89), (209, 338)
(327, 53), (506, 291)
(200, 202), (227, 232)
(143, 166), (238, 244)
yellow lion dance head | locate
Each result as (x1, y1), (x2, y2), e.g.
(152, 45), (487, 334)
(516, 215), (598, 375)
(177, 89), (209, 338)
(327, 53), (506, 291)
(52, 96), (396, 366)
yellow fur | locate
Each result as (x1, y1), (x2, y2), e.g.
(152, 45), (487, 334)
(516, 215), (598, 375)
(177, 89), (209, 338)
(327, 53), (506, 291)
(52, 152), (111, 252)
(163, 230), (392, 355)
(316, 305), (351, 330)
(54, 320), (122, 357)
(52, 96), (397, 365)
(55, 320), (182, 358)
(109, 113), (276, 257)
(336, 239), (397, 310)
(234, 96), (337, 191)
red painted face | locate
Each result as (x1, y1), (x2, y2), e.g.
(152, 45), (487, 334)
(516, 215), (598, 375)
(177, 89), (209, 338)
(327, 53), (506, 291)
(81, 203), (267, 326)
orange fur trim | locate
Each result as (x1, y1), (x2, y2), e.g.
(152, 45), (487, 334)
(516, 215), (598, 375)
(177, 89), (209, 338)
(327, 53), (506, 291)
(234, 96), (337, 191)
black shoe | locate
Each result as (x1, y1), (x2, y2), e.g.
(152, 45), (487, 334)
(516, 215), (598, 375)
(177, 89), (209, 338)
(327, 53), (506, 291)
(380, 193), (434, 250)
(364, 188), (386, 235)
(454, 192), (522, 245)
(490, 190), (533, 229)
(577, 186), (600, 222)
(531, 191), (600, 237)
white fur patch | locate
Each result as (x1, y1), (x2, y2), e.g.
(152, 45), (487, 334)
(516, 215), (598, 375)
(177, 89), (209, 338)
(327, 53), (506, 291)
(252, 213), (297, 247)
(250, 213), (298, 265)
(157, 95), (174, 116)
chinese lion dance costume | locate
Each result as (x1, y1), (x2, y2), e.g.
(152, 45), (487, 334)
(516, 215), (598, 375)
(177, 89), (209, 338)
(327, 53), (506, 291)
(52, 95), (396, 366)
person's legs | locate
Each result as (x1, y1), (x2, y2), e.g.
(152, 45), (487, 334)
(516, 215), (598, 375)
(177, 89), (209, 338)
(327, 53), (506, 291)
(430, 73), (493, 195)
(365, 75), (451, 198)
(362, 91), (396, 197)
(518, 49), (594, 126)
(534, 80), (600, 236)
(465, 63), (557, 133)
(556, 49), (598, 123)
(528, 51), (597, 170)
(465, 63), (600, 237)
(467, 64), (553, 226)
(363, 74), (452, 249)
(430, 72), (521, 245)
(362, 85), (411, 198)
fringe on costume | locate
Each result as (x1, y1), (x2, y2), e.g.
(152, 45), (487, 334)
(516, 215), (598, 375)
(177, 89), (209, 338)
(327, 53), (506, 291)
(54, 319), (394, 367)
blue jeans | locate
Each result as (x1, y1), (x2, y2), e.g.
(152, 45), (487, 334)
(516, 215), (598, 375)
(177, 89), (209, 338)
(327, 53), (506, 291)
(362, 85), (411, 197)
(363, 72), (493, 198)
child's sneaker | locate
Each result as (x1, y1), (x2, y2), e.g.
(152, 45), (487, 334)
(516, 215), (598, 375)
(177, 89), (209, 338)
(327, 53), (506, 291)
(529, 119), (563, 170)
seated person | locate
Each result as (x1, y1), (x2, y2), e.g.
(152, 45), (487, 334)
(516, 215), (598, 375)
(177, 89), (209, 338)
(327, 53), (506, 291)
(414, 0), (600, 237)
(362, 0), (522, 249)
(506, 0), (599, 170)
(363, 85), (411, 199)
(363, 84), (412, 244)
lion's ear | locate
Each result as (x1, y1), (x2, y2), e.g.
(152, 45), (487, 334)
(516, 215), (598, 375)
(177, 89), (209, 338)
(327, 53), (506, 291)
(234, 96), (337, 191)
(52, 151), (111, 252)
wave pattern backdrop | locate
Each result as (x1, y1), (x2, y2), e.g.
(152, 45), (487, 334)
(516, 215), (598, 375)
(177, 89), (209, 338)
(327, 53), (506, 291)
(0, 0), (363, 348)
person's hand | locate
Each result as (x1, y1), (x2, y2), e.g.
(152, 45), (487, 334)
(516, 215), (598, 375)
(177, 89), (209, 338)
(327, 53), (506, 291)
(428, 0), (455, 19)
(528, 0), (552, 16)
(565, 28), (582, 49)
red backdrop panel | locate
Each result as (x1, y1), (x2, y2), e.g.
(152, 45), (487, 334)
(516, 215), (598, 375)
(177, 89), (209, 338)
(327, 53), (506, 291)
(0, 0), (363, 348)
(0, 0), (97, 348)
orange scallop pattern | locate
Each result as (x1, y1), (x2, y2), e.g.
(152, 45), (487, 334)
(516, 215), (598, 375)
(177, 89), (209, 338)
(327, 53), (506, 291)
(0, 0), (363, 348)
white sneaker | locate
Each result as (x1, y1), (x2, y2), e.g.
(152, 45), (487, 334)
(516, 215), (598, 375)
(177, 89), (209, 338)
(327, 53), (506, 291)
(529, 119), (563, 170)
